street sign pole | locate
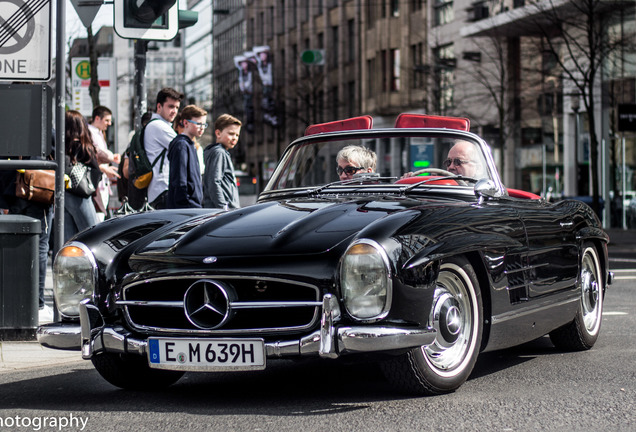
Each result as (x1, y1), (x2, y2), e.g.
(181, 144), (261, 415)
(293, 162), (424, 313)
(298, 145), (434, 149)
(53, 0), (66, 322)
(134, 40), (148, 130)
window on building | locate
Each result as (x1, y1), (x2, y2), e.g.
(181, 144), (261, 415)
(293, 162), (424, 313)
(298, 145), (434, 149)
(269, 6), (274, 39)
(330, 26), (339, 68)
(290, 0), (296, 28)
(330, 86), (339, 120)
(391, 49), (400, 91)
(368, 58), (375, 96)
(317, 90), (324, 123)
(381, 50), (388, 92)
(412, 42), (425, 89)
(291, 44), (297, 81)
(433, 44), (455, 112)
(412, 0), (424, 11)
(433, 0), (454, 26)
(279, 0), (286, 34)
(302, 0), (309, 22)
(347, 81), (356, 117)
(391, 0), (399, 17)
(347, 19), (355, 64)
(366, 3), (376, 29)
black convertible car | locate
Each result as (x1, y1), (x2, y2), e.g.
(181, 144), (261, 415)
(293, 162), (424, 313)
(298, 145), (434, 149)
(38, 114), (612, 395)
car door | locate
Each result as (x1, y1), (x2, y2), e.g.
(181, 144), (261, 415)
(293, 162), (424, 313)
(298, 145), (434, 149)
(504, 197), (579, 297)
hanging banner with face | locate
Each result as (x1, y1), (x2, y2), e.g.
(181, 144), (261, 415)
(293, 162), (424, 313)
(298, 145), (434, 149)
(252, 46), (278, 127)
(234, 54), (255, 132)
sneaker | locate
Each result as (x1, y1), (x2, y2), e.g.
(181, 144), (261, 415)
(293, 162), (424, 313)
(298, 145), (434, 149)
(38, 304), (54, 324)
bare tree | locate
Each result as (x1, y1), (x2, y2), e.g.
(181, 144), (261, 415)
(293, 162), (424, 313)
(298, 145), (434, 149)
(285, 66), (329, 129)
(529, 0), (635, 212)
(87, 25), (100, 110)
(456, 32), (513, 179)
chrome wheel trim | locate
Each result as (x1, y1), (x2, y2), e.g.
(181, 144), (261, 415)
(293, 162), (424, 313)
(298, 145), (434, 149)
(580, 247), (603, 335)
(422, 263), (479, 377)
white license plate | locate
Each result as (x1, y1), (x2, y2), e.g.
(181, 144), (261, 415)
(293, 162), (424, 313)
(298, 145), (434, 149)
(148, 338), (266, 371)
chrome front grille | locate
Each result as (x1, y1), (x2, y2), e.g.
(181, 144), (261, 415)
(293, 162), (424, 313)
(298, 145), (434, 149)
(119, 275), (322, 334)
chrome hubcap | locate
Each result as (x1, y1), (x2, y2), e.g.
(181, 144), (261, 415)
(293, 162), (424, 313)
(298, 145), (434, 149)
(424, 266), (474, 374)
(580, 250), (602, 333)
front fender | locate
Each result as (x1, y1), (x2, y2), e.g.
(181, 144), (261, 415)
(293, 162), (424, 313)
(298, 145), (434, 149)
(402, 232), (523, 270)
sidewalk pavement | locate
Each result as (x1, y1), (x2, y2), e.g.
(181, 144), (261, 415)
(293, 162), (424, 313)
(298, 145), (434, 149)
(0, 341), (83, 374)
(605, 228), (636, 254)
(0, 259), (84, 374)
(1, 228), (634, 374)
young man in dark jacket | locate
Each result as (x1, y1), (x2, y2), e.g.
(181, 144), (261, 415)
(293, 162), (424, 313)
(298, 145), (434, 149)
(166, 105), (207, 208)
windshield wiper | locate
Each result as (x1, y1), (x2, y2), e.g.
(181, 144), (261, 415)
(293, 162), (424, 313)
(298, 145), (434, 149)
(400, 175), (479, 194)
(309, 175), (397, 195)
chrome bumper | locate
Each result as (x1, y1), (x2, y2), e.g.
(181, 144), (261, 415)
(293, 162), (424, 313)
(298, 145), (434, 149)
(37, 295), (436, 360)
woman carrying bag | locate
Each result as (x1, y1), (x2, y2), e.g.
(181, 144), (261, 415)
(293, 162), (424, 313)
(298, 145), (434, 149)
(64, 110), (101, 242)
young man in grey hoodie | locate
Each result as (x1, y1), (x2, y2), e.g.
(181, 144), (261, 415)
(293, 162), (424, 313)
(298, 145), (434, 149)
(202, 114), (242, 209)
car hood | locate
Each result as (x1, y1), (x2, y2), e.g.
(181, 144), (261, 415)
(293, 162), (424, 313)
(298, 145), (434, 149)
(132, 197), (436, 259)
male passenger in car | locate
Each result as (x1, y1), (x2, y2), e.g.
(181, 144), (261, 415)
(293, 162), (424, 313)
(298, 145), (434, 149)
(443, 140), (483, 178)
(336, 145), (377, 181)
(402, 140), (485, 179)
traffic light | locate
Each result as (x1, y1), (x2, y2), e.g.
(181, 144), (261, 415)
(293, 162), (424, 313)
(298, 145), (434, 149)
(301, 50), (325, 65)
(114, 0), (179, 40)
(178, 9), (199, 30)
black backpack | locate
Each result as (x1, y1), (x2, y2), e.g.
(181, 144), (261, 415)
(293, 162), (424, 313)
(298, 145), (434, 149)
(128, 118), (166, 189)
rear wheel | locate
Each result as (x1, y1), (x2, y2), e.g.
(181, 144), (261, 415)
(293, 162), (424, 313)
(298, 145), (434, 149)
(91, 353), (184, 390)
(549, 244), (604, 351)
(382, 256), (483, 395)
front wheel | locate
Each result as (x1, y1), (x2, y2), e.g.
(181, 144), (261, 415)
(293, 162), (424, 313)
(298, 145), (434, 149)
(382, 256), (483, 395)
(549, 244), (604, 351)
(91, 352), (184, 390)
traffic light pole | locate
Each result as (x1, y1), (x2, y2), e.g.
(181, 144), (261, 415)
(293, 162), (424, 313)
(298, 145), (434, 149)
(133, 40), (149, 129)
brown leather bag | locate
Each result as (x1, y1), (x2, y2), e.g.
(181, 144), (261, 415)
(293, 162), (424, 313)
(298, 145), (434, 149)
(15, 169), (55, 205)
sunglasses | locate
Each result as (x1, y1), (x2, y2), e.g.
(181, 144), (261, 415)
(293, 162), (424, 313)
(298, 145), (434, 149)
(336, 166), (364, 176)
(443, 158), (473, 168)
(186, 119), (208, 128)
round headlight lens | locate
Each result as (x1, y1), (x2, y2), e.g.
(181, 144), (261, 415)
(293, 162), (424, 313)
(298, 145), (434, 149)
(340, 240), (391, 320)
(53, 243), (97, 318)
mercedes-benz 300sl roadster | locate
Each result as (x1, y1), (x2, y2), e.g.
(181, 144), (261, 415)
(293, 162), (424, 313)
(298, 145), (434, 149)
(38, 114), (612, 395)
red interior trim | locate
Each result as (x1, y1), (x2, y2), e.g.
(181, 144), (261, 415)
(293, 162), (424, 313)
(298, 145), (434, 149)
(394, 114), (470, 131)
(507, 188), (541, 200)
(304, 115), (374, 135)
(394, 176), (458, 186)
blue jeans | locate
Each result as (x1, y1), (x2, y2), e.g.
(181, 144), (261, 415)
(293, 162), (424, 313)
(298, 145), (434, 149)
(63, 191), (99, 244)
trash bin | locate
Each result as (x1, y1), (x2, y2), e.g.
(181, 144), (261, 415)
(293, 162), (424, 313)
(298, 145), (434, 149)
(0, 214), (41, 341)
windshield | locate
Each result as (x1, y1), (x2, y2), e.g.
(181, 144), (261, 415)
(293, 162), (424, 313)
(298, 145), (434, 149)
(264, 131), (495, 191)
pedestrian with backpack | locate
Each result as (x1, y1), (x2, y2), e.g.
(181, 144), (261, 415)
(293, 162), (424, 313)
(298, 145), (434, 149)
(144, 87), (184, 209)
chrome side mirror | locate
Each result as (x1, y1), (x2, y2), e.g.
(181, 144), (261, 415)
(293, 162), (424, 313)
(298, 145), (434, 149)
(474, 179), (499, 204)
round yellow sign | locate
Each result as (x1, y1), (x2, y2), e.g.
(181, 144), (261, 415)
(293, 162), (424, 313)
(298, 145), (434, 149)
(75, 60), (91, 79)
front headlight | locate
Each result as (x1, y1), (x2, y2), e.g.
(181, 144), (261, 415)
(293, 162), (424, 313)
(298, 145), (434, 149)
(53, 242), (97, 318)
(340, 239), (392, 320)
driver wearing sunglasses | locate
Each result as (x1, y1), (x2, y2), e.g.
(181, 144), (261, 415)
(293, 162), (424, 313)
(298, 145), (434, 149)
(401, 140), (483, 179)
(444, 140), (480, 177)
(336, 145), (377, 180)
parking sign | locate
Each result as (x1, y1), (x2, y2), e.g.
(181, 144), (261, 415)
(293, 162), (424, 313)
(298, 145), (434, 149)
(0, 0), (52, 81)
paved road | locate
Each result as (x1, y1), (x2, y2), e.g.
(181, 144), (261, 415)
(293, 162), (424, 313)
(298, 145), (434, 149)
(1, 265), (634, 431)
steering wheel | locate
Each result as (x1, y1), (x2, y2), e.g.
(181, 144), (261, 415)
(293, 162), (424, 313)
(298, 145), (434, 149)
(410, 168), (455, 177)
